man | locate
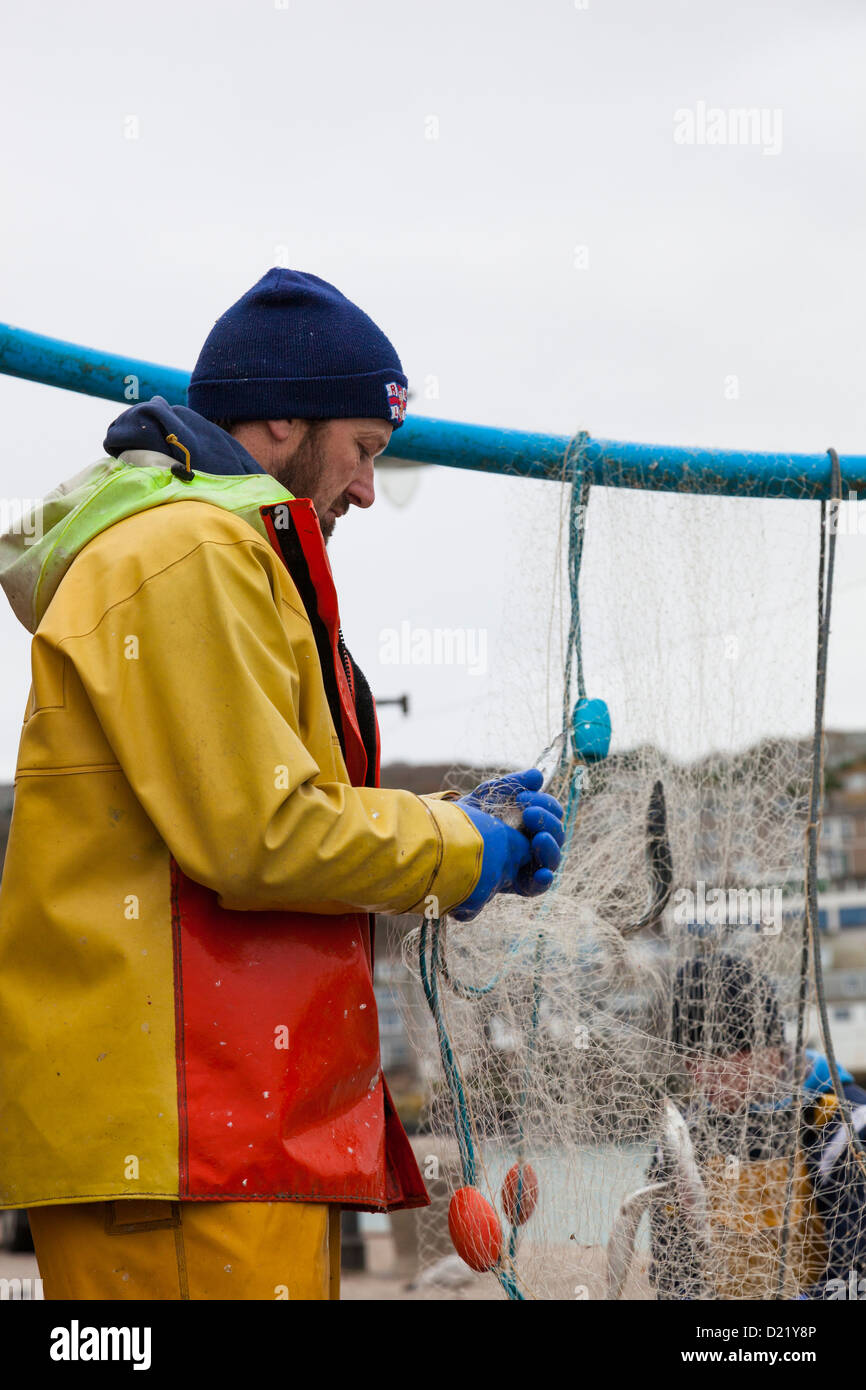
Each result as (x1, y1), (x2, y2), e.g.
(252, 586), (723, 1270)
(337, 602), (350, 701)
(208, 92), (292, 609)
(648, 952), (866, 1300)
(0, 268), (564, 1299)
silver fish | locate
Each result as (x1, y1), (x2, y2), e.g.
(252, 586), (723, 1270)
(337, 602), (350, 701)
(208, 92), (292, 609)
(659, 1097), (712, 1255)
(605, 1099), (711, 1300)
(606, 1180), (670, 1300)
(482, 731), (567, 830)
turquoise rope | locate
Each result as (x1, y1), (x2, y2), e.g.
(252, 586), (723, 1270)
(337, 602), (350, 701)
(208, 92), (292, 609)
(419, 913), (523, 1299)
(420, 456), (593, 1299)
(507, 454), (592, 1258)
(418, 914), (476, 1186)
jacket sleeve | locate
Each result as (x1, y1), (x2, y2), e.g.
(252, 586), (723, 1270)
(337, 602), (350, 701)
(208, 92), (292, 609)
(59, 520), (483, 917)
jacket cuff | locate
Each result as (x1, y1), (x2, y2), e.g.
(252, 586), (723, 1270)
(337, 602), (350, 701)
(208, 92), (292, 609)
(405, 796), (483, 916)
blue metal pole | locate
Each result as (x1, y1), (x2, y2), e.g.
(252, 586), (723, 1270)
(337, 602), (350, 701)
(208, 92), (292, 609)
(1, 320), (862, 500)
(0, 323), (188, 407)
(389, 420), (866, 501)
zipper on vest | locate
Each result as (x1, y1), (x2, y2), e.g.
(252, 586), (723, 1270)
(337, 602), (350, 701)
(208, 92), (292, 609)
(338, 627), (355, 700)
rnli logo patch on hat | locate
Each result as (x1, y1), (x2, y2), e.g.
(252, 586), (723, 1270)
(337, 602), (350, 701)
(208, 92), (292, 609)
(385, 382), (408, 423)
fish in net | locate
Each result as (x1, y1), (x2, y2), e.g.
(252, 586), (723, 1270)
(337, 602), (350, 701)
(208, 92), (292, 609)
(394, 447), (866, 1300)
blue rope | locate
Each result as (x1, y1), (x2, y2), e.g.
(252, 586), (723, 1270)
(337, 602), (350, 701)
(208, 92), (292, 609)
(419, 913), (524, 1298)
(436, 448), (592, 1001)
(560, 451), (591, 853)
(563, 442), (591, 726)
(418, 914), (477, 1187)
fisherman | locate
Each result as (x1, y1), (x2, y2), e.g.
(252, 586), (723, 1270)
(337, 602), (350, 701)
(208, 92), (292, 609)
(648, 951), (866, 1300)
(0, 268), (565, 1300)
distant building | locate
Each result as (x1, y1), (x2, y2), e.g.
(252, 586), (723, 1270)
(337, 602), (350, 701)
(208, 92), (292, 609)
(804, 744), (866, 1070)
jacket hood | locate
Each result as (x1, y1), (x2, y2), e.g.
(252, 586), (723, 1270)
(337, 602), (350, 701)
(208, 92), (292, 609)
(0, 398), (292, 634)
(103, 397), (268, 477)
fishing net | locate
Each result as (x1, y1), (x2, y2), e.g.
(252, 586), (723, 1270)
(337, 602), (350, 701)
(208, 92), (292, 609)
(391, 448), (866, 1300)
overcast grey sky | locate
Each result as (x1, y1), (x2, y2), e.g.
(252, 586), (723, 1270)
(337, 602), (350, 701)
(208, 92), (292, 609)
(1, 0), (865, 780)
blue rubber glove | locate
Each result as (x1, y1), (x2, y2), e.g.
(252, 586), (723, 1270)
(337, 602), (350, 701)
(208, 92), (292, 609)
(451, 769), (565, 922)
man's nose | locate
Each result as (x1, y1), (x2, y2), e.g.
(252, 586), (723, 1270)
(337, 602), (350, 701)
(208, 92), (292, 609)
(347, 457), (376, 509)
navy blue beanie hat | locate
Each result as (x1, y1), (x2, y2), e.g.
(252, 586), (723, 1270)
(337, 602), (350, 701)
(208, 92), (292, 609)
(187, 268), (408, 429)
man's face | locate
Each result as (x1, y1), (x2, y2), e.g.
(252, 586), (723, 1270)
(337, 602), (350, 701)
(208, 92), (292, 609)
(269, 417), (392, 541)
(686, 1047), (785, 1112)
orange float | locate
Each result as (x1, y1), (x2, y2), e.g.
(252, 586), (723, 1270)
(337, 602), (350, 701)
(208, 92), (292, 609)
(448, 1186), (503, 1271)
(501, 1162), (539, 1226)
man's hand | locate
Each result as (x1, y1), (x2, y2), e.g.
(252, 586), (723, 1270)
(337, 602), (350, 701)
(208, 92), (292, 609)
(450, 769), (565, 922)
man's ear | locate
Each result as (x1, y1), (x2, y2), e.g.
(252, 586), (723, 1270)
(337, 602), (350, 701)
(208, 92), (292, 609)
(265, 419), (295, 442)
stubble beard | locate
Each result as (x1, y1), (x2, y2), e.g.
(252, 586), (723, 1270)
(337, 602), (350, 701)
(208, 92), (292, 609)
(271, 427), (343, 543)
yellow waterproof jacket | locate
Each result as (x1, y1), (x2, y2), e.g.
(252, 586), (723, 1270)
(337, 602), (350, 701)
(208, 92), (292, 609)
(0, 449), (482, 1211)
(700, 1153), (828, 1299)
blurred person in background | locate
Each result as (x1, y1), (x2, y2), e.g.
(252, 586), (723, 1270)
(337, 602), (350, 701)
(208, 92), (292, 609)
(648, 952), (866, 1300)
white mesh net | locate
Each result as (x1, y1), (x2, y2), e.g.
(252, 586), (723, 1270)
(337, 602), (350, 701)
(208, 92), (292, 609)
(393, 457), (866, 1301)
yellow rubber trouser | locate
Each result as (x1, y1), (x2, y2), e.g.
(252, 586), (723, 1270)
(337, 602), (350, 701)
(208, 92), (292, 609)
(27, 1199), (341, 1301)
